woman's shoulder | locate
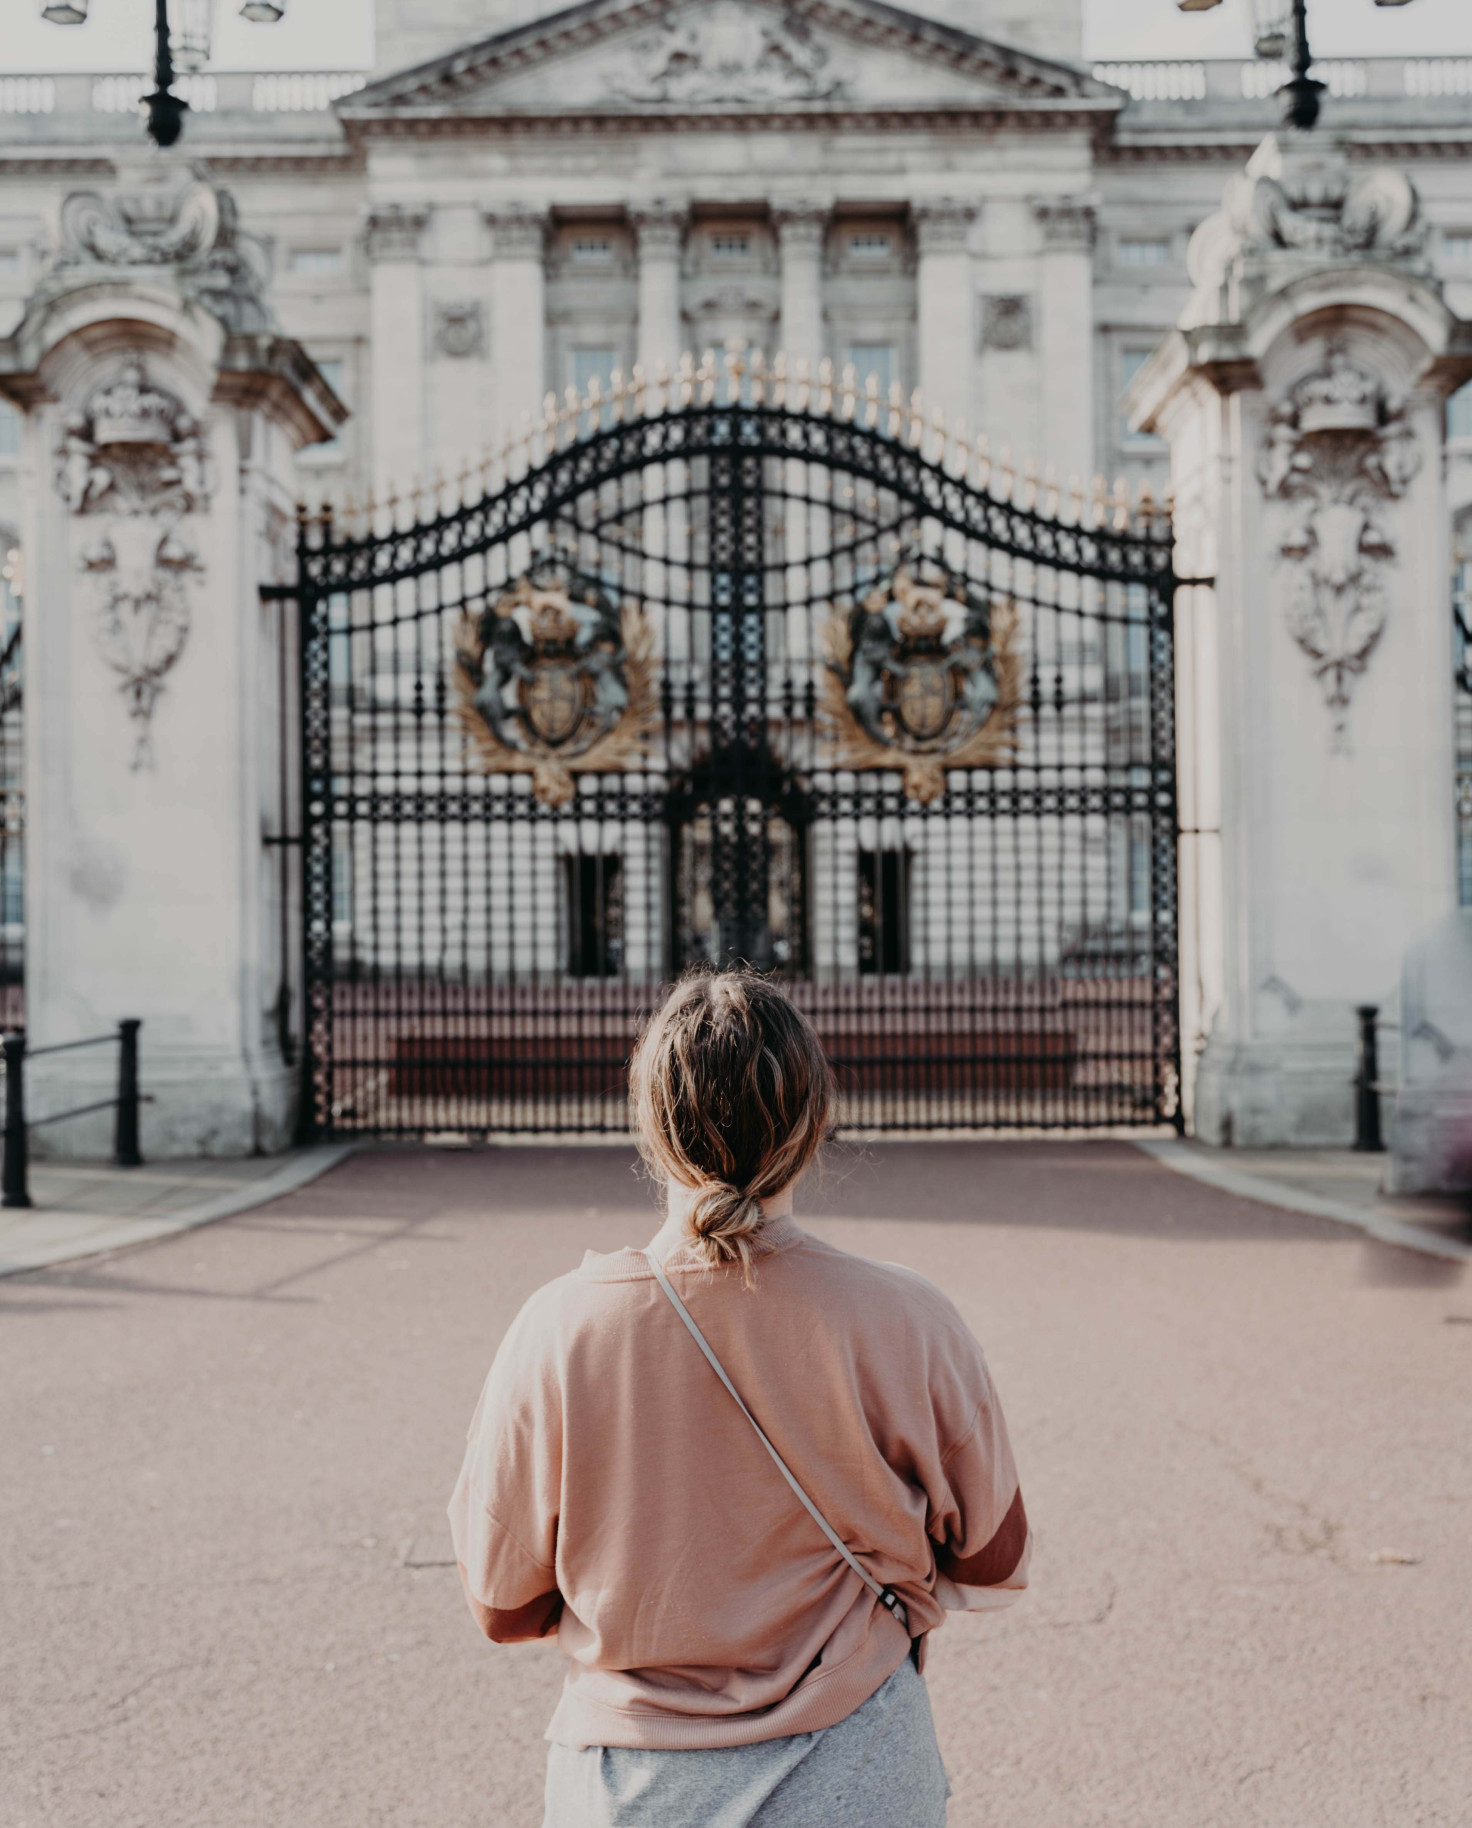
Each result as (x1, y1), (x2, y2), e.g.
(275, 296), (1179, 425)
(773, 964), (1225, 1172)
(788, 1232), (978, 1339)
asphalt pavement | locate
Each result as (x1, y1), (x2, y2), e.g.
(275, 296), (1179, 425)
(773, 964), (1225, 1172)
(3, 1140), (1468, 1827)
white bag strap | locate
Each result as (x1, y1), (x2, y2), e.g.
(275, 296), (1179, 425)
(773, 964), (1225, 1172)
(645, 1248), (909, 1635)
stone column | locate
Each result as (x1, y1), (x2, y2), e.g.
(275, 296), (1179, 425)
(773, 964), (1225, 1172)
(772, 199), (829, 372)
(1131, 135), (1472, 1146)
(630, 202), (687, 378)
(365, 202), (428, 493)
(913, 200), (977, 430)
(487, 206), (548, 445)
(0, 162), (341, 1155)
(1033, 196), (1096, 483)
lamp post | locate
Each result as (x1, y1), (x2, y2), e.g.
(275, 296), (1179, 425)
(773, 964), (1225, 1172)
(40, 0), (285, 148)
(1177, 0), (1419, 132)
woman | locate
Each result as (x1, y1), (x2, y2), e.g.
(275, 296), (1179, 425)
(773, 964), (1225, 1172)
(449, 969), (1031, 1827)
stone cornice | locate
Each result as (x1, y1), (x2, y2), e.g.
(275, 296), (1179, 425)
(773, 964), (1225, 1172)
(628, 200), (689, 257)
(772, 197), (831, 250)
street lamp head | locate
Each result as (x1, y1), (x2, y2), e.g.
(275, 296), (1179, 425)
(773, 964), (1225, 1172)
(40, 2), (90, 21)
(239, 1), (286, 19)
(1176, 0), (1224, 10)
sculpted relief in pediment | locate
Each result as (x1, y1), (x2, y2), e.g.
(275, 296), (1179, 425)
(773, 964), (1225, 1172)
(607, 1), (849, 104)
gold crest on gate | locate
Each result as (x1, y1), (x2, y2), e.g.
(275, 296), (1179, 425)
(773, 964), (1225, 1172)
(821, 556), (1021, 803)
(452, 561), (657, 807)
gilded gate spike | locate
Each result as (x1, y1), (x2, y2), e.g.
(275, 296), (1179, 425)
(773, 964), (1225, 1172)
(1091, 474), (1109, 526)
(749, 348), (767, 404)
(863, 371), (881, 429)
(907, 389), (927, 451)
(794, 355), (811, 413)
(996, 445), (1015, 501)
(817, 357), (834, 416)
(973, 431), (990, 492)
(1112, 475), (1130, 531)
(887, 378), (904, 442)
(1066, 473), (1084, 525)
(1020, 456), (1039, 511)
(1042, 463), (1060, 519)
(838, 364), (857, 421)
(697, 349), (717, 405)
(952, 420), (970, 478)
(632, 362), (649, 418)
(771, 349), (788, 408)
(930, 404), (946, 466)
(608, 368), (625, 421)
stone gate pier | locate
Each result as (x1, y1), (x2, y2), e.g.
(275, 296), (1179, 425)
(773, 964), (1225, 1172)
(1133, 135), (1472, 1147)
(0, 158), (340, 1155)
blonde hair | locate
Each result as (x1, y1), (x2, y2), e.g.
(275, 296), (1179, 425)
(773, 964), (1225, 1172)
(629, 969), (835, 1285)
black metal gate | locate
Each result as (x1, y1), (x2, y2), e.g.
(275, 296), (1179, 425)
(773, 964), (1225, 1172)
(289, 364), (1181, 1136)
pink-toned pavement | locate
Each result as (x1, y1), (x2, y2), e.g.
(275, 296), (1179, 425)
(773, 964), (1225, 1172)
(2, 1141), (1470, 1828)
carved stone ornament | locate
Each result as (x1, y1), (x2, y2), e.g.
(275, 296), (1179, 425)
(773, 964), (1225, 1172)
(1187, 137), (1427, 309)
(1033, 197), (1096, 252)
(911, 201), (976, 256)
(50, 162), (272, 334)
(821, 555), (1021, 804)
(432, 301), (486, 360)
(981, 294), (1033, 352)
(364, 203), (429, 263)
(453, 561), (657, 807)
(609, 2), (846, 104)
(1257, 339), (1421, 746)
(488, 207), (548, 261)
(56, 359), (211, 769)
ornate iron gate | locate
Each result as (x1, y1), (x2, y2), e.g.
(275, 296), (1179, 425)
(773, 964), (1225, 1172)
(291, 361), (1181, 1136)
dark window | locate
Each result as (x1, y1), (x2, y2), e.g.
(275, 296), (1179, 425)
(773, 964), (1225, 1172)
(858, 849), (910, 976)
(565, 853), (624, 978)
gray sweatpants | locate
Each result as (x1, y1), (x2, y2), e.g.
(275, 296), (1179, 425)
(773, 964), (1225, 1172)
(541, 1658), (950, 1828)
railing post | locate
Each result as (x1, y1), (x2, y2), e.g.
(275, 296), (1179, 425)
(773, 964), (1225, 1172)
(114, 1018), (142, 1168)
(1354, 1004), (1384, 1153)
(3, 1029), (31, 1208)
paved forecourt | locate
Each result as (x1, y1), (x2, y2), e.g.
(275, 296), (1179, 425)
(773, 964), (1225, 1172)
(2, 1142), (1468, 1828)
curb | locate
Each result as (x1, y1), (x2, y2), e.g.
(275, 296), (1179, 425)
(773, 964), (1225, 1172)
(0, 1142), (360, 1278)
(1134, 1138), (1472, 1264)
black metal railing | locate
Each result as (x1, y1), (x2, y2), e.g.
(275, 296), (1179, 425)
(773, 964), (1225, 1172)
(1354, 1004), (1385, 1154)
(1, 1019), (143, 1209)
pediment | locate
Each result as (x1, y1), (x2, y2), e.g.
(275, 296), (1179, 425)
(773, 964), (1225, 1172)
(342, 0), (1120, 125)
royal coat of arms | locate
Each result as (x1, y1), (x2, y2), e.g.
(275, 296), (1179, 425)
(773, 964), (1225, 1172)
(821, 557), (1020, 803)
(453, 562), (656, 807)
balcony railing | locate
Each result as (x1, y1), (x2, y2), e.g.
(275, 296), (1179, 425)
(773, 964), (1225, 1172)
(0, 70), (368, 116)
(1092, 55), (1472, 104)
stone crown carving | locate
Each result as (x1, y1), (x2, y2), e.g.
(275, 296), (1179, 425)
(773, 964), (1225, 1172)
(56, 358), (210, 769)
(608, 2), (846, 105)
(1257, 340), (1421, 746)
(49, 163), (272, 334)
(432, 301), (486, 360)
(981, 294), (1033, 352)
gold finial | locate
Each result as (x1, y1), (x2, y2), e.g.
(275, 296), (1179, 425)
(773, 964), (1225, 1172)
(817, 356), (834, 417)
(1091, 473), (1109, 526)
(863, 370), (881, 430)
(632, 362), (649, 418)
(907, 389), (925, 451)
(794, 354), (811, 413)
(973, 431), (990, 493)
(1066, 473), (1084, 525)
(771, 349), (788, 408)
(996, 445), (1015, 501)
(1112, 474), (1130, 531)
(887, 378), (904, 443)
(839, 362), (857, 421)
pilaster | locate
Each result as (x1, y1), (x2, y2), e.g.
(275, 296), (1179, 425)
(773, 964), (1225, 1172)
(912, 199), (977, 431)
(487, 205), (549, 444)
(1033, 195), (1095, 483)
(630, 201), (687, 379)
(772, 199), (829, 372)
(365, 202), (429, 493)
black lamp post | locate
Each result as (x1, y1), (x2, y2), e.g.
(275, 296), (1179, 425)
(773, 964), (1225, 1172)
(1178, 0), (1420, 133)
(40, 0), (285, 149)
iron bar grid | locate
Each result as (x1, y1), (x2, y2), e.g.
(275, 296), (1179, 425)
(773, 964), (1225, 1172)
(290, 404), (1182, 1138)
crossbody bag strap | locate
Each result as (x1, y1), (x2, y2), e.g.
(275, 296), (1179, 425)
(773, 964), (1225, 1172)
(644, 1248), (909, 1635)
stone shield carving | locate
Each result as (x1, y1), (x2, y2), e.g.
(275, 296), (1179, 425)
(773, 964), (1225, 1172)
(56, 359), (211, 769)
(1257, 341), (1420, 745)
(453, 562), (657, 807)
(822, 556), (1021, 804)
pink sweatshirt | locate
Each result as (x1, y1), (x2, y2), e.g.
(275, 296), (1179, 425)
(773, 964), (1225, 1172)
(448, 1210), (1031, 1749)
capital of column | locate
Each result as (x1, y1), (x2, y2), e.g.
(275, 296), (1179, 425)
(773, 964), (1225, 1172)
(486, 205), (550, 261)
(911, 199), (977, 257)
(629, 200), (689, 261)
(1033, 196), (1096, 252)
(771, 198), (830, 255)
(364, 203), (430, 264)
